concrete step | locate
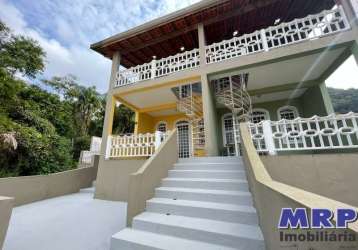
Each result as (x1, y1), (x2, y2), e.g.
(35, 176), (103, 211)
(161, 178), (248, 191)
(155, 187), (253, 205)
(111, 228), (237, 250)
(146, 198), (258, 225)
(174, 162), (244, 171)
(133, 212), (265, 249)
(168, 169), (246, 179)
(80, 187), (95, 193)
(178, 157), (242, 164)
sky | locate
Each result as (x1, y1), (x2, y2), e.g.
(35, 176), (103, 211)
(0, 0), (357, 93)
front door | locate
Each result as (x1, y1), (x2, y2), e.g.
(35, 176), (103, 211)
(176, 121), (191, 158)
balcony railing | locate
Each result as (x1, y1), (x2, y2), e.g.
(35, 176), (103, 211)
(115, 49), (200, 87)
(105, 131), (170, 158)
(206, 6), (349, 63)
(249, 112), (358, 155)
(114, 6), (349, 88)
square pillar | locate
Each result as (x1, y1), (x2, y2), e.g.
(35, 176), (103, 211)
(100, 51), (121, 156)
(352, 41), (358, 66)
(198, 23), (206, 66)
(201, 74), (220, 156)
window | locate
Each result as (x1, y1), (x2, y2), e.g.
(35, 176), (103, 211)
(213, 77), (230, 94)
(176, 120), (191, 158)
(179, 84), (192, 98)
(278, 106), (299, 120)
(250, 109), (270, 123)
(222, 114), (234, 145)
(156, 122), (167, 133)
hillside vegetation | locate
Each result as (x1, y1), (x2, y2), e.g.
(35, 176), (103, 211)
(328, 87), (358, 113)
(0, 21), (134, 177)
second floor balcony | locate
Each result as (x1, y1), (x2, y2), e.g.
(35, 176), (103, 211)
(114, 6), (351, 88)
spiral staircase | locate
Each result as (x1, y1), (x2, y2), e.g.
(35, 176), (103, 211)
(177, 90), (205, 157)
(215, 74), (252, 156)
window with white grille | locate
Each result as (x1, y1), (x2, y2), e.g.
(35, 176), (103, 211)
(213, 77), (230, 94)
(156, 122), (167, 132)
(278, 106), (299, 120)
(222, 114), (234, 145)
(250, 109), (270, 123)
(176, 121), (191, 158)
(179, 84), (192, 98)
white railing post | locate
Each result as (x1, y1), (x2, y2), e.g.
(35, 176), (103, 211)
(262, 120), (276, 155)
(260, 29), (269, 52)
(151, 59), (157, 79)
(105, 135), (112, 159)
(154, 131), (162, 150)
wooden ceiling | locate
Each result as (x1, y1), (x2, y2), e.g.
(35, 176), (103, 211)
(91, 0), (336, 68)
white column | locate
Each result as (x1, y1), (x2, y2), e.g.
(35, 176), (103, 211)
(262, 120), (276, 155)
(100, 51), (121, 157)
(154, 131), (162, 150)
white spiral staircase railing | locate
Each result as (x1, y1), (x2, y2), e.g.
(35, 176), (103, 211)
(215, 75), (252, 156)
(177, 92), (205, 156)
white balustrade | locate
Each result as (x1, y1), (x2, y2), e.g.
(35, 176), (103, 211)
(115, 48), (200, 87)
(80, 151), (94, 164)
(155, 49), (200, 78)
(264, 6), (349, 49)
(79, 136), (102, 164)
(106, 131), (170, 158)
(114, 7), (349, 86)
(249, 113), (358, 154)
(89, 136), (102, 152)
(116, 63), (153, 87)
(206, 6), (349, 64)
(206, 30), (264, 64)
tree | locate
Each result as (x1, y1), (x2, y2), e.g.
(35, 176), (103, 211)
(0, 21), (45, 78)
(42, 75), (103, 137)
(0, 21), (73, 177)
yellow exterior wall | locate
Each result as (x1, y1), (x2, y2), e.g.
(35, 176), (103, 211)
(135, 112), (188, 134)
(134, 112), (155, 134)
(152, 114), (188, 131)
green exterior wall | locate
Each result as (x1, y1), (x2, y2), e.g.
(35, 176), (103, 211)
(252, 98), (304, 121)
(301, 83), (334, 117)
(214, 84), (335, 152)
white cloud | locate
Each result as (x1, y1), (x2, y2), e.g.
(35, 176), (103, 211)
(0, 0), (199, 93)
(326, 56), (358, 89)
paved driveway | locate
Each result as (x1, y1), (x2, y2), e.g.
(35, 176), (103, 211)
(3, 189), (126, 250)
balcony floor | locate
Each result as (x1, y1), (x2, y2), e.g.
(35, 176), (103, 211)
(3, 189), (126, 250)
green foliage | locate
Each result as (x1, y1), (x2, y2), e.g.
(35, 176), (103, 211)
(113, 104), (135, 134)
(72, 136), (91, 161)
(0, 22), (45, 78)
(43, 75), (103, 137)
(0, 20), (135, 178)
(0, 21), (74, 177)
(328, 87), (358, 113)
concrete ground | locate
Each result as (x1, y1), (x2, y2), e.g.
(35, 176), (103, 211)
(3, 189), (127, 250)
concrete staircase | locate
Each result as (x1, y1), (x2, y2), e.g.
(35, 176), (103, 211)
(111, 157), (265, 250)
